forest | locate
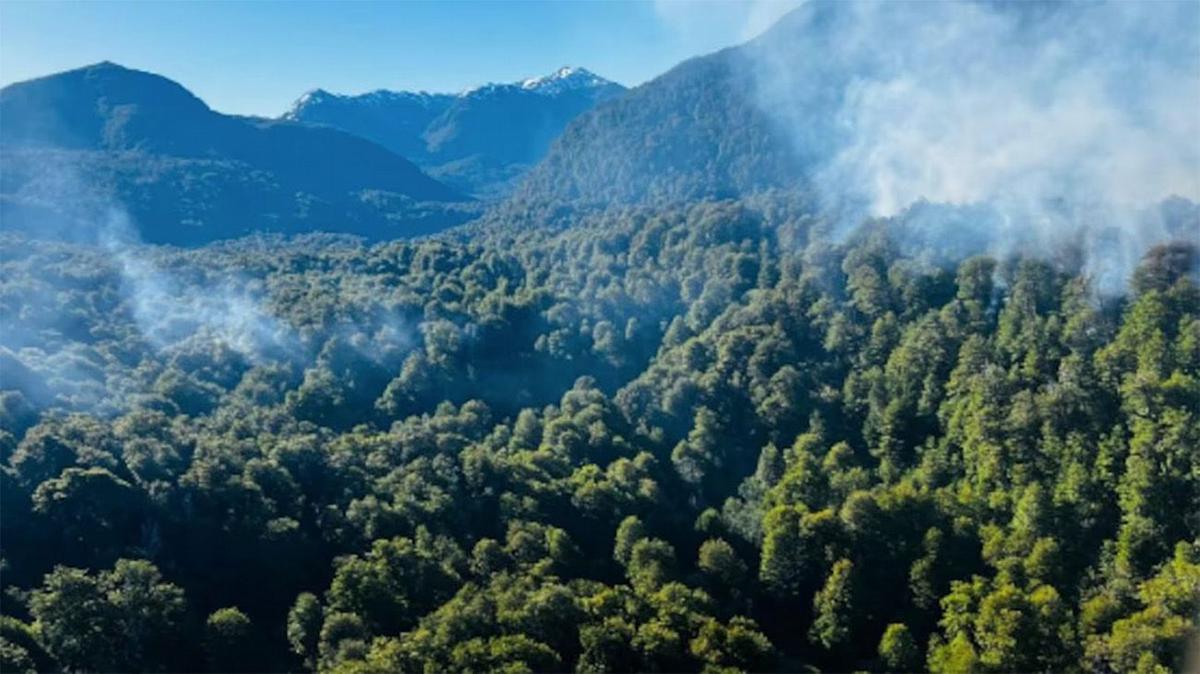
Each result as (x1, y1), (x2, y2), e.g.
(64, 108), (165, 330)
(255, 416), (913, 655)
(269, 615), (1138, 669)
(1, 194), (1197, 673)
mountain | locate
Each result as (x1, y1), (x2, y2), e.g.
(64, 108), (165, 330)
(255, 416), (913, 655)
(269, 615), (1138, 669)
(510, 2), (924, 205)
(285, 66), (625, 198)
(515, 50), (797, 206)
(285, 88), (455, 160)
(516, 1), (1200, 210)
(513, 2), (934, 206)
(0, 62), (475, 245)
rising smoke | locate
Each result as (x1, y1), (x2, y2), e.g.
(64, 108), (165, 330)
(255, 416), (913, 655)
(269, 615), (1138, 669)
(0, 157), (303, 412)
(0, 151), (426, 414)
(747, 0), (1200, 292)
(98, 209), (298, 362)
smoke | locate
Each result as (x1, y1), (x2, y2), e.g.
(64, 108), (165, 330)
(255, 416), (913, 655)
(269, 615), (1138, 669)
(97, 210), (298, 363)
(0, 151), (431, 420)
(747, 0), (1200, 291)
(0, 157), (305, 415)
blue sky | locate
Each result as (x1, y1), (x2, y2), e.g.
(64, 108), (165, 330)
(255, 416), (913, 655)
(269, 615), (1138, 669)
(0, 0), (799, 116)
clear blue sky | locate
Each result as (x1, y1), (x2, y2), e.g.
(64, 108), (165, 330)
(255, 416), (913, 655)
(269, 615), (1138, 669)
(0, 0), (799, 116)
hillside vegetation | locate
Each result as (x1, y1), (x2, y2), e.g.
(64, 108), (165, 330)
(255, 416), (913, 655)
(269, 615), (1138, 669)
(2, 198), (1197, 672)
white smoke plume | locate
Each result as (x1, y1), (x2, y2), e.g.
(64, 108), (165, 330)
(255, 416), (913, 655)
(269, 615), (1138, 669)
(0, 155), (300, 415)
(0, 152), (426, 416)
(97, 210), (298, 362)
(748, 0), (1200, 291)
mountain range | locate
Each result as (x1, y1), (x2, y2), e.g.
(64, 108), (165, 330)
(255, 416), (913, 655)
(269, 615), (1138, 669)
(518, 0), (1200, 216)
(3, 2), (1196, 247)
(0, 62), (478, 245)
(0, 63), (622, 245)
(284, 67), (625, 198)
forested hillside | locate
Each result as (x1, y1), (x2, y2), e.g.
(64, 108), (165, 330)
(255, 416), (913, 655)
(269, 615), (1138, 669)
(515, 50), (797, 205)
(3, 1), (1199, 672)
(0, 63), (475, 245)
(2, 196), (1197, 672)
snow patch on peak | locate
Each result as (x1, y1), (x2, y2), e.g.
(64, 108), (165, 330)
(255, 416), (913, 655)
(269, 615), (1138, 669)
(294, 88), (334, 106)
(287, 66), (621, 115)
(521, 66), (579, 88)
(520, 66), (610, 94)
(282, 89), (335, 119)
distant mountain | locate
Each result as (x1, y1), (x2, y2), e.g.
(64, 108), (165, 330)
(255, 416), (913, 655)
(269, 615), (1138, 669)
(516, 1), (1199, 211)
(285, 67), (626, 198)
(0, 62), (475, 245)
(515, 51), (798, 206)
(510, 6), (872, 208)
(514, 4), (866, 206)
(286, 88), (455, 160)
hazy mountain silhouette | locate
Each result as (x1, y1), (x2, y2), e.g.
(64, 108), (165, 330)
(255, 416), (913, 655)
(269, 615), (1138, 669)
(285, 67), (625, 198)
(0, 62), (474, 245)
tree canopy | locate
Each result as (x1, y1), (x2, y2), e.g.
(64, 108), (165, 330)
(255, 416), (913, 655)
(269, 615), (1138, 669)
(2, 197), (1198, 672)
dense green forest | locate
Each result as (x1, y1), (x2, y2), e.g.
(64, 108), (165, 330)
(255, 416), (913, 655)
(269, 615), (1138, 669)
(1, 197), (1198, 673)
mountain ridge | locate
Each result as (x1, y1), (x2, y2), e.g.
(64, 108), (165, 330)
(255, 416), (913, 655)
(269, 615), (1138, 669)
(514, 45), (798, 205)
(516, 0), (1200, 213)
(282, 65), (620, 117)
(284, 65), (626, 198)
(0, 62), (475, 245)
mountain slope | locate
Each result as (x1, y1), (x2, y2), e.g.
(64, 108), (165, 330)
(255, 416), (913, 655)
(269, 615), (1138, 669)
(0, 62), (472, 245)
(285, 67), (625, 198)
(509, 2), (908, 205)
(515, 51), (799, 205)
(516, 0), (1200, 211)
(283, 88), (455, 160)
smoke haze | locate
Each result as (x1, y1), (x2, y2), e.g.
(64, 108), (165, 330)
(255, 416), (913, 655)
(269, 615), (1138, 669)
(748, 0), (1200, 290)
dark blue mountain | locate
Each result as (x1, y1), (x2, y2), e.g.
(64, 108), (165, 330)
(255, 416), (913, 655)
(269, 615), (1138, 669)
(0, 62), (474, 245)
(284, 88), (454, 160)
(285, 67), (625, 198)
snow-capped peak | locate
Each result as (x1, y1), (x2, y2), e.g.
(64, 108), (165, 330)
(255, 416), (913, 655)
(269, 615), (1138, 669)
(520, 66), (611, 94)
(294, 88), (333, 106)
(288, 67), (621, 113)
(282, 89), (334, 118)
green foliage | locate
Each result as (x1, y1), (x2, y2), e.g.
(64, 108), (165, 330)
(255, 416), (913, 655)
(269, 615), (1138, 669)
(689, 616), (775, 672)
(627, 538), (677, 592)
(927, 575), (1075, 673)
(288, 592), (324, 669)
(326, 534), (464, 634)
(1083, 543), (1200, 673)
(0, 617), (52, 674)
(1, 203), (1196, 672)
(29, 559), (186, 672)
(759, 505), (836, 599)
(205, 607), (255, 672)
(613, 515), (648, 567)
(878, 623), (918, 671)
(809, 558), (855, 650)
(697, 538), (748, 589)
